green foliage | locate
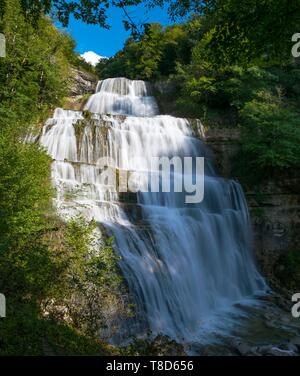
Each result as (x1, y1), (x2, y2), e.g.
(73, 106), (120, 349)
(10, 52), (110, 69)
(16, 0), (201, 30)
(64, 217), (123, 294)
(0, 0), (74, 131)
(0, 0), (73, 306)
(0, 302), (115, 355)
(238, 98), (300, 178)
(201, 0), (300, 67)
(14, 0), (300, 64)
(41, 216), (129, 338)
(98, 0), (300, 78)
(0, 129), (54, 301)
(0, 208), (126, 353)
(97, 23), (192, 80)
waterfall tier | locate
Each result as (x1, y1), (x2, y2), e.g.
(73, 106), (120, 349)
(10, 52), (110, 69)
(85, 77), (159, 117)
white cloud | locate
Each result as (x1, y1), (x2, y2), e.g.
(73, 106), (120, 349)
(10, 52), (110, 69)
(80, 51), (107, 66)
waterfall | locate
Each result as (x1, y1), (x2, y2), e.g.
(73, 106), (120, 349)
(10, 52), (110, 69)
(40, 77), (266, 343)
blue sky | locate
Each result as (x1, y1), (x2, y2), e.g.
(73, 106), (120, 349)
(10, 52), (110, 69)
(63, 4), (171, 58)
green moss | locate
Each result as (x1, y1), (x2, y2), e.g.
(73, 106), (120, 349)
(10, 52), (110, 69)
(82, 110), (93, 120)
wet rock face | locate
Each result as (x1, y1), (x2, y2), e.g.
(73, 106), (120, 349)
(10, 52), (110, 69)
(247, 183), (300, 286)
(189, 294), (300, 356)
(203, 127), (241, 178)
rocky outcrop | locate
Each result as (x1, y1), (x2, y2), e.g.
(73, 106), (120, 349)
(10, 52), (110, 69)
(193, 125), (241, 178)
(123, 335), (186, 356)
(247, 178), (300, 283)
(194, 292), (300, 356)
(68, 67), (98, 96)
(62, 68), (98, 111)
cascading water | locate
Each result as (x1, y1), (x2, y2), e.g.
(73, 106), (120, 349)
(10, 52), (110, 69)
(40, 77), (266, 343)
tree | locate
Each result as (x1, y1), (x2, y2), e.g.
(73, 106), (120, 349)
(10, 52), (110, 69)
(11, 0), (204, 30)
(200, 0), (300, 66)
(0, 0), (81, 322)
(0, 0), (74, 132)
(96, 22), (191, 80)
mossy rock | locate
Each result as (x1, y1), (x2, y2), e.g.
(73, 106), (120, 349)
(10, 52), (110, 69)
(82, 110), (93, 120)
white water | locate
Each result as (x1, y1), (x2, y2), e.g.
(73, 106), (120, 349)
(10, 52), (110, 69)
(40, 77), (266, 342)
